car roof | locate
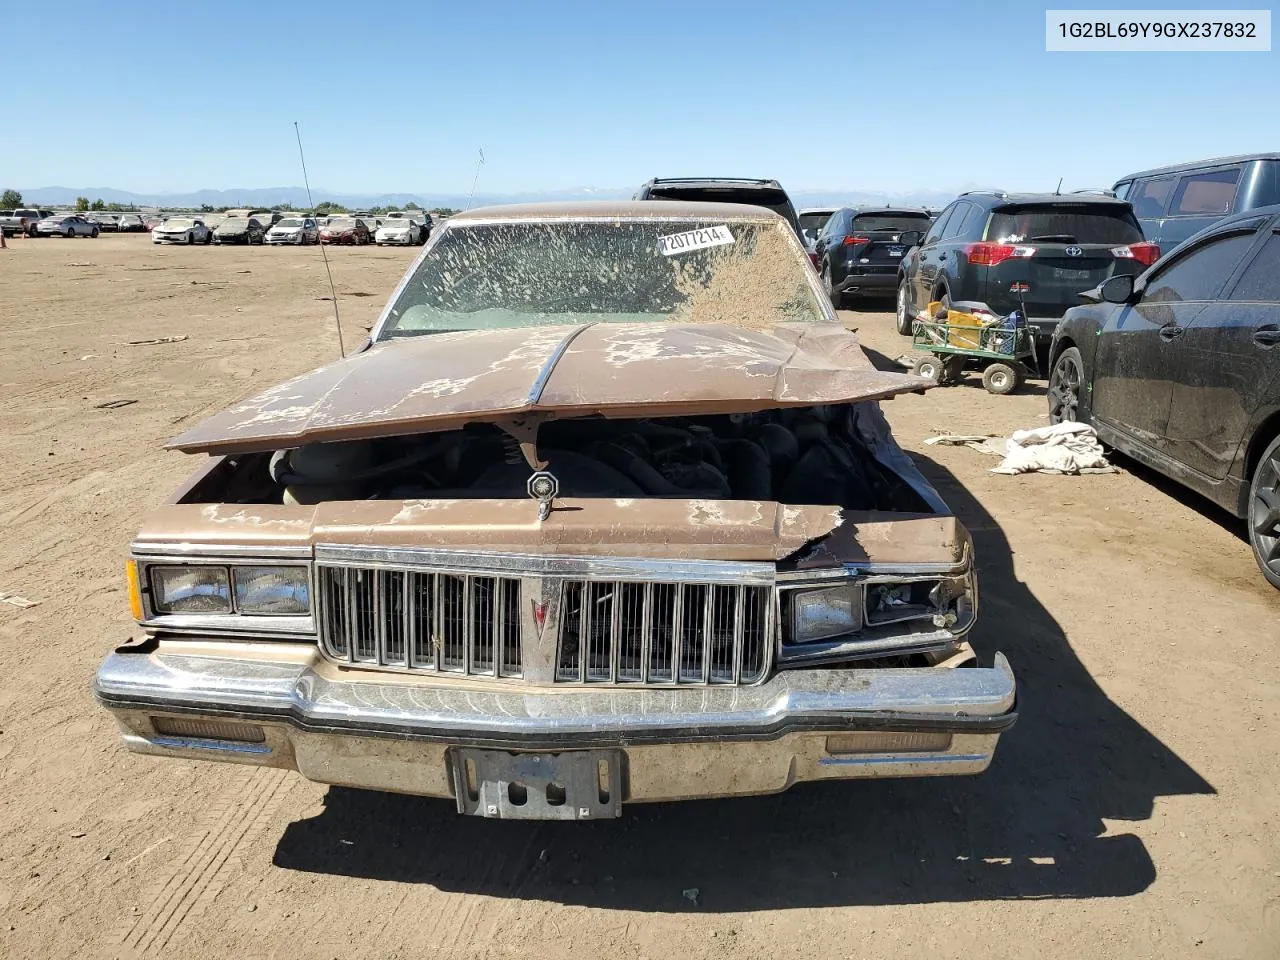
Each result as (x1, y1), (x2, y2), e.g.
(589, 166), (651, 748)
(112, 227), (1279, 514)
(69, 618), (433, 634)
(449, 200), (788, 222)
(1114, 152), (1280, 182)
(643, 177), (784, 189)
(957, 191), (1133, 209)
(849, 206), (932, 215)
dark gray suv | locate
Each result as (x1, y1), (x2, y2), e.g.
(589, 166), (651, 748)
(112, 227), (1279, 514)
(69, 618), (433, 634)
(896, 191), (1159, 353)
(1114, 153), (1280, 253)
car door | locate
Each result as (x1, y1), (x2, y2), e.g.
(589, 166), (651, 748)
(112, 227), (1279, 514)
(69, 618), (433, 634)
(1166, 219), (1280, 479)
(914, 203), (960, 306)
(813, 211), (841, 280)
(1092, 227), (1261, 448)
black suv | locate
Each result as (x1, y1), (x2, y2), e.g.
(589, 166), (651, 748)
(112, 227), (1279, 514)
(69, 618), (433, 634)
(1049, 205), (1280, 588)
(814, 207), (932, 306)
(635, 178), (801, 236)
(896, 192), (1159, 352)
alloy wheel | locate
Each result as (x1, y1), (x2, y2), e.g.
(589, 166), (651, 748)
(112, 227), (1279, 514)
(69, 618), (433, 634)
(1250, 447), (1280, 582)
(1049, 352), (1082, 423)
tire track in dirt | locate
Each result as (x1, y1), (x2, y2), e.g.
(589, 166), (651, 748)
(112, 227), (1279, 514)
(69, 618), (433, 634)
(113, 767), (294, 956)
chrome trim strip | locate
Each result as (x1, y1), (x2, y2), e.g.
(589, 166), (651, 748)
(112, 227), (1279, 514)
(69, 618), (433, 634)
(314, 545), (776, 585)
(527, 322), (597, 404)
(151, 736), (273, 755)
(132, 542), (313, 559)
(818, 753), (986, 766)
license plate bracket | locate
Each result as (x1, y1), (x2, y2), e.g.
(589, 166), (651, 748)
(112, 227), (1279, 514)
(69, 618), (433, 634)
(451, 748), (623, 820)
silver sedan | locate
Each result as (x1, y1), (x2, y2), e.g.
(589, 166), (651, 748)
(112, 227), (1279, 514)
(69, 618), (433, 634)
(36, 214), (100, 238)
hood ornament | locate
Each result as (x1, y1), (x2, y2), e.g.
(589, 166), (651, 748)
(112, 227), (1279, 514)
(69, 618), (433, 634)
(527, 471), (559, 522)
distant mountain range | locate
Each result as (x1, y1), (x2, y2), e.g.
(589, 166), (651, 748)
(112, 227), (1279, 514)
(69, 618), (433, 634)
(17, 184), (961, 211)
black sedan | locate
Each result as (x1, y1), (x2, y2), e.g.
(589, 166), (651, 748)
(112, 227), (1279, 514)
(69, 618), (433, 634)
(1048, 205), (1280, 588)
(213, 217), (266, 245)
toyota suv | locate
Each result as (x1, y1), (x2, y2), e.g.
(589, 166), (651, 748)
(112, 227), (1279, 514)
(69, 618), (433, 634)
(896, 192), (1159, 355)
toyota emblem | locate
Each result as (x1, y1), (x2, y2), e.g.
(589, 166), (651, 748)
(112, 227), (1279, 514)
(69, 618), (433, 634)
(1065, 245), (1083, 257)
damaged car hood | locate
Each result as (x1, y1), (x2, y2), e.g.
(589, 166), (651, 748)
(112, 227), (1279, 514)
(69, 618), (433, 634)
(170, 322), (930, 455)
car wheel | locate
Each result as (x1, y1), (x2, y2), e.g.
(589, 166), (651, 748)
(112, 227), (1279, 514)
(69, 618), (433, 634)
(895, 280), (915, 335)
(91, 228), (99, 238)
(1248, 433), (1280, 589)
(186, 233), (193, 245)
(1048, 346), (1084, 423)
(204, 232), (212, 244)
(821, 264), (842, 309)
(982, 362), (1020, 395)
(911, 354), (944, 384)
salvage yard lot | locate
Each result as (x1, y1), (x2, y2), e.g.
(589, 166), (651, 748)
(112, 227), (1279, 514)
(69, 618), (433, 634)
(1, 235), (1278, 959)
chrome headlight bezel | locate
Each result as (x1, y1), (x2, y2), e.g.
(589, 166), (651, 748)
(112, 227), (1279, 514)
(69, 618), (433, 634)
(133, 551), (315, 637)
(776, 556), (977, 666)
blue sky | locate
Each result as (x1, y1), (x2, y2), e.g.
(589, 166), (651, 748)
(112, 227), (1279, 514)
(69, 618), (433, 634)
(9, 0), (1278, 195)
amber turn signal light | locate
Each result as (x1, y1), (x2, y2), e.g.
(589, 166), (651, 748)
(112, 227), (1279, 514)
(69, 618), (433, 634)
(126, 559), (144, 621)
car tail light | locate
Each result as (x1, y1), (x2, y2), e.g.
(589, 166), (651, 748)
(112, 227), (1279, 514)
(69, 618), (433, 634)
(842, 235), (870, 246)
(1111, 241), (1160, 266)
(964, 242), (1035, 266)
(808, 251), (819, 266)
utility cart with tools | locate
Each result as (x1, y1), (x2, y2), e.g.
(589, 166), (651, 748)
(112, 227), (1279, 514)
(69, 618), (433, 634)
(909, 300), (1038, 395)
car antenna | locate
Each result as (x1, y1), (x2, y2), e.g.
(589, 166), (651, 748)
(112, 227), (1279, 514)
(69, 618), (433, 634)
(293, 120), (346, 357)
(466, 148), (485, 210)
(1055, 177), (1063, 195)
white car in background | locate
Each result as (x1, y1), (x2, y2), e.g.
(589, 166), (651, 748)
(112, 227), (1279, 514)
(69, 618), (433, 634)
(264, 217), (319, 245)
(152, 218), (213, 245)
(374, 218), (425, 245)
(35, 214), (100, 238)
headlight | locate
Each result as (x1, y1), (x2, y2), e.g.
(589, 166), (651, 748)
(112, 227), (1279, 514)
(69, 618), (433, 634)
(234, 566), (309, 614)
(151, 565), (232, 614)
(145, 563), (311, 616)
(791, 584), (862, 643)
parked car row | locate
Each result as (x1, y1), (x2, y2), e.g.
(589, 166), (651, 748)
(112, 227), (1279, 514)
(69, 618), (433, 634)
(144, 213), (433, 246)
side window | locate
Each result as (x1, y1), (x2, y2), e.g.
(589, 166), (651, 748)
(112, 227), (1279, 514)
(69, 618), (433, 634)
(1169, 168), (1241, 217)
(940, 202), (971, 240)
(1143, 231), (1257, 304)
(1228, 231), (1280, 302)
(1113, 181), (1133, 201)
(957, 203), (986, 238)
(1128, 177), (1175, 219)
(923, 205), (954, 244)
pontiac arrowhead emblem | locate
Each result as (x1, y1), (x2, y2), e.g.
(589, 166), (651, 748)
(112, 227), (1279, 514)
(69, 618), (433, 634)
(531, 599), (548, 632)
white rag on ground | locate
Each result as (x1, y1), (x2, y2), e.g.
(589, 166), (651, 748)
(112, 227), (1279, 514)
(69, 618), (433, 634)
(925, 422), (1116, 475)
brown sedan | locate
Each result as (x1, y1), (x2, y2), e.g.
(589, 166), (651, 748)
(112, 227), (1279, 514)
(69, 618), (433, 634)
(94, 201), (1016, 821)
(318, 216), (373, 245)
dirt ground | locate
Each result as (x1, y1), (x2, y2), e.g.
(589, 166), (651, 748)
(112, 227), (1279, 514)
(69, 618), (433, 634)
(0, 234), (1277, 960)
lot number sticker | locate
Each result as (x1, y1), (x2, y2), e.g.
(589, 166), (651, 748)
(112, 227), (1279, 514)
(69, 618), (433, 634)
(658, 225), (735, 256)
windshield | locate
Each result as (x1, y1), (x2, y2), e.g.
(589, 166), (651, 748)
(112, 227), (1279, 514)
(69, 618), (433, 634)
(987, 205), (1143, 244)
(325, 218), (356, 230)
(220, 218), (249, 229)
(162, 218), (194, 229)
(378, 218), (823, 339)
(851, 212), (931, 232)
(275, 219), (303, 228)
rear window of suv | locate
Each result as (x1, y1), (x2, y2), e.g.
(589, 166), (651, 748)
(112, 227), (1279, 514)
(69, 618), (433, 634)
(987, 204), (1143, 245)
(850, 212), (932, 232)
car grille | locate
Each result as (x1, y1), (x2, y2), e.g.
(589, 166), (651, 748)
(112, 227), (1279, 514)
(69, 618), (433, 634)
(313, 555), (775, 686)
(316, 565), (523, 677)
(556, 581), (772, 684)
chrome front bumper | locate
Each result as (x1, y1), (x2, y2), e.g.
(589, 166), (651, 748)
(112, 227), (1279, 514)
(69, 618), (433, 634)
(95, 642), (1016, 806)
